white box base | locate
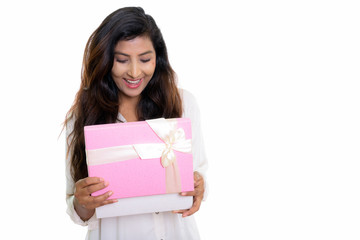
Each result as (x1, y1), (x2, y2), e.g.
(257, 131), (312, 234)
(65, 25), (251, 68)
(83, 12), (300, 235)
(96, 193), (193, 218)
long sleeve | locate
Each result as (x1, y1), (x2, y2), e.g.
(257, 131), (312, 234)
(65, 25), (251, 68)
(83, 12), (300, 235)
(181, 89), (209, 200)
(65, 117), (99, 230)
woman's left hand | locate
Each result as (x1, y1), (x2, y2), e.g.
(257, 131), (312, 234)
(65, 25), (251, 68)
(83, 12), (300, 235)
(173, 171), (204, 217)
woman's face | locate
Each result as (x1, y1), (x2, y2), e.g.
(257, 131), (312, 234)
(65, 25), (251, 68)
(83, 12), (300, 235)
(111, 35), (156, 102)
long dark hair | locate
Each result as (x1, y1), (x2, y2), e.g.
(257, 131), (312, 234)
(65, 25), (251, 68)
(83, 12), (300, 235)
(65, 7), (182, 183)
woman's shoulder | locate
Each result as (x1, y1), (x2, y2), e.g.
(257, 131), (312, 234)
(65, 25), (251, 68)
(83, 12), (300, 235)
(179, 88), (197, 107)
(179, 88), (200, 119)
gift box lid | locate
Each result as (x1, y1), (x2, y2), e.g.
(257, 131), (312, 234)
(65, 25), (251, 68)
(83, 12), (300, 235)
(84, 118), (194, 200)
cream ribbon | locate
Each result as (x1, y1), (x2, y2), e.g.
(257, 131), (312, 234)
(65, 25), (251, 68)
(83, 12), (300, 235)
(133, 118), (192, 167)
(86, 118), (192, 168)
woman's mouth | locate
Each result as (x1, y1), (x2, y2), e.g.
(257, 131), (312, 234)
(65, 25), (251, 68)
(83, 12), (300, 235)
(123, 78), (143, 89)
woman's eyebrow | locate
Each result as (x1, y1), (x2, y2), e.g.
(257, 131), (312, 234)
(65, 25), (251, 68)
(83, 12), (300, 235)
(114, 50), (154, 57)
(139, 50), (153, 56)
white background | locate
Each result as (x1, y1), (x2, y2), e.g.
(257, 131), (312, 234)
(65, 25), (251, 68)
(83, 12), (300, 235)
(1, 0), (359, 239)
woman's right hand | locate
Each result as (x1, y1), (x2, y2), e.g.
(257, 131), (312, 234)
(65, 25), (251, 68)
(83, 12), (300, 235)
(73, 177), (118, 221)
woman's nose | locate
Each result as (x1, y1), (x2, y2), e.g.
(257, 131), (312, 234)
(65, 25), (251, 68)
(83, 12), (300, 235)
(128, 61), (141, 79)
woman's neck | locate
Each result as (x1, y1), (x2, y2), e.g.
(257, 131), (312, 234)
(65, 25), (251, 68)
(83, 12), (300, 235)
(118, 95), (139, 122)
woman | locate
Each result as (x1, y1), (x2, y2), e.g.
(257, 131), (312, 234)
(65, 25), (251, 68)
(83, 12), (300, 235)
(65, 7), (208, 239)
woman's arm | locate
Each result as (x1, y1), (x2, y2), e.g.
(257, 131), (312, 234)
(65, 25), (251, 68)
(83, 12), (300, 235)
(65, 118), (117, 225)
(174, 89), (209, 217)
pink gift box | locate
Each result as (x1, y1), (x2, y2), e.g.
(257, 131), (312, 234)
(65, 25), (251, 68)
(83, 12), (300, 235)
(84, 118), (194, 217)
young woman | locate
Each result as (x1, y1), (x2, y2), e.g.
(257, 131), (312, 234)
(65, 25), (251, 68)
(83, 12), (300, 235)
(65, 7), (208, 239)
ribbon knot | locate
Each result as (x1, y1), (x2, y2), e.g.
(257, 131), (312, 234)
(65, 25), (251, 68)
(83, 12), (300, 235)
(160, 128), (186, 167)
(133, 118), (192, 168)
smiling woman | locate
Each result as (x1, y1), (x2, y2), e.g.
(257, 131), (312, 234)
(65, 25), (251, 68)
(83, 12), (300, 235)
(64, 6), (208, 240)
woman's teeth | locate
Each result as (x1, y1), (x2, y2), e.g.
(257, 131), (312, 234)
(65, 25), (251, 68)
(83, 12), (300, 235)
(125, 79), (141, 84)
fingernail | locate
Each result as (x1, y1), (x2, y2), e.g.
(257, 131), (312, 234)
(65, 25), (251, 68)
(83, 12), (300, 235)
(108, 191), (113, 196)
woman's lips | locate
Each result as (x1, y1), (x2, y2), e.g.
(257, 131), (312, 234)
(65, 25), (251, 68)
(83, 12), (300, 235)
(123, 78), (143, 89)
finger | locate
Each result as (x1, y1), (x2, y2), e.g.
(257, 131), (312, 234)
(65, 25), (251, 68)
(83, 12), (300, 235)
(84, 181), (109, 195)
(182, 196), (201, 217)
(98, 198), (118, 207)
(180, 191), (195, 197)
(181, 186), (203, 197)
(195, 178), (204, 187)
(172, 209), (187, 214)
(77, 177), (104, 188)
(194, 171), (203, 181)
(194, 179), (204, 188)
(85, 191), (116, 209)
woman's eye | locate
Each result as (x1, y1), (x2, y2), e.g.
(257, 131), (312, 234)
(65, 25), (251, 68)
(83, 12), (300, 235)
(141, 59), (151, 63)
(116, 59), (127, 63)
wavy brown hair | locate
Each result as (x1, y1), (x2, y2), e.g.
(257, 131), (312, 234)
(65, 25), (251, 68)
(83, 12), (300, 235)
(65, 7), (182, 183)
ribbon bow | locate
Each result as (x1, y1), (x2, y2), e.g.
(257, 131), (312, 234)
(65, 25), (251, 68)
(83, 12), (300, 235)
(133, 118), (192, 168)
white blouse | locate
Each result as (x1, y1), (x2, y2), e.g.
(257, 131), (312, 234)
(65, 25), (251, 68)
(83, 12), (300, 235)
(65, 89), (209, 240)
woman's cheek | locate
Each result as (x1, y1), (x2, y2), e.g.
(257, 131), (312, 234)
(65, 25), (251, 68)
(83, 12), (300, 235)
(144, 63), (156, 76)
